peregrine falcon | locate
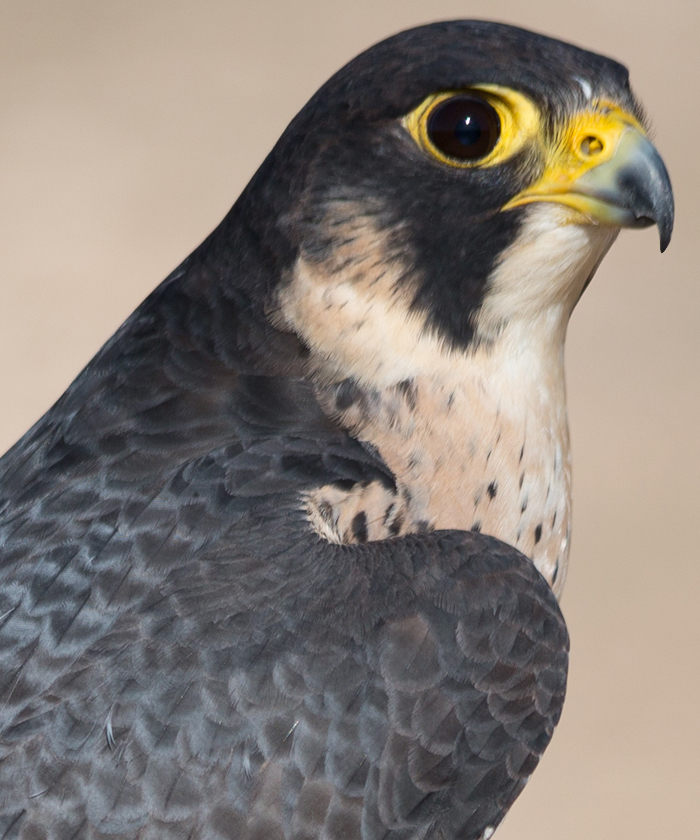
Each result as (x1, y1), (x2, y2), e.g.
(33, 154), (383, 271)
(0, 20), (673, 840)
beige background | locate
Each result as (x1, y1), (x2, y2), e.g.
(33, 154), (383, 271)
(0, 1), (698, 837)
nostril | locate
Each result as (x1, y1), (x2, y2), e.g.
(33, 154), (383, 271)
(580, 135), (604, 156)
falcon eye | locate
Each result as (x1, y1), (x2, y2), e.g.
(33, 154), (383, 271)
(426, 96), (501, 162)
(404, 86), (539, 169)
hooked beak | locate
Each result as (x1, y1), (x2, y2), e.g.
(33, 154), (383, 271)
(504, 106), (674, 252)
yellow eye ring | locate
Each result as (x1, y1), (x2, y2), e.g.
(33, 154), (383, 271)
(404, 85), (540, 168)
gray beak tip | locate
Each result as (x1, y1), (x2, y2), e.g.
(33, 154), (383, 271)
(657, 199), (674, 253)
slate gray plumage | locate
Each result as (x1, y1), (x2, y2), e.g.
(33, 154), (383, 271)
(0, 265), (567, 837)
(8, 17), (679, 839)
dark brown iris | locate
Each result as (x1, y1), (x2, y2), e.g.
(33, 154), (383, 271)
(427, 95), (501, 161)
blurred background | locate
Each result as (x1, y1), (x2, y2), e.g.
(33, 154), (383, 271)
(0, 1), (697, 836)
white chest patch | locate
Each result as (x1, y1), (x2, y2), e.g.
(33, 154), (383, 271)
(277, 203), (618, 598)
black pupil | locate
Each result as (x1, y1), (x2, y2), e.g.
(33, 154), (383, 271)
(427, 96), (501, 161)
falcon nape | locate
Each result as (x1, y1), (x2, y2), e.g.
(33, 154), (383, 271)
(0, 20), (672, 840)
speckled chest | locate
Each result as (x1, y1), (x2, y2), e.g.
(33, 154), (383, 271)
(307, 368), (572, 596)
(279, 206), (617, 599)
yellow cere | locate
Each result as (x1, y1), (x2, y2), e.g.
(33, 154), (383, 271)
(403, 85), (540, 168)
(505, 101), (648, 210)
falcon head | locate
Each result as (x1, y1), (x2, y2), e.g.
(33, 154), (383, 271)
(222, 20), (674, 382)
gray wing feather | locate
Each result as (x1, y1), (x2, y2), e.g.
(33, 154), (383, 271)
(0, 285), (567, 839)
(0, 437), (567, 840)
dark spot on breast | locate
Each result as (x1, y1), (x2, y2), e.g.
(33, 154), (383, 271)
(389, 512), (404, 536)
(534, 523), (543, 544)
(552, 511), (557, 528)
(351, 511), (368, 543)
(334, 378), (361, 411)
(519, 472), (525, 489)
(395, 378), (417, 410)
(521, 498), (528, 513)
(486, 449), (492, 462)
(471, 521), (482, 533)
(519, 443), (525, 464)
(487, 481), (498, 500)
(317, 501), (334, 524)
(552, 560), (559, 584)
(407, 453), (422, 470)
